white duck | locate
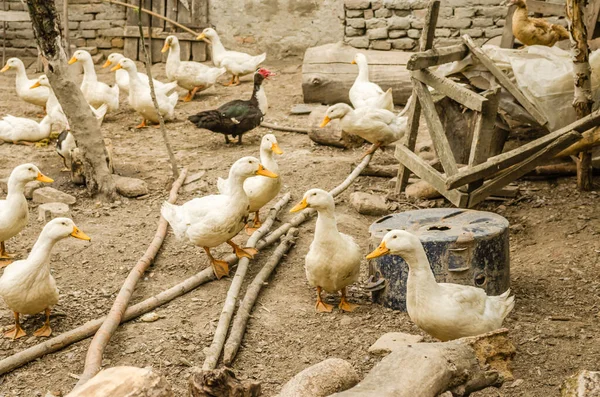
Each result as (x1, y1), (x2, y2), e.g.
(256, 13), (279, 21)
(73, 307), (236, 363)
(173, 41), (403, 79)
(349, 53), (394, 111)
(290, 189), (362, 313)
(217, 134), (283, 234)
(1, 57), (49, 111)
(367, 230), (515, 341)
(320, 102), (409, 157)
(0, 115), (52, 144)
(102, 53), (178, 96)
(111, 58), (178, 128)
(197, 28), (266, 86)
(0, 218), (90, 339)
(68, 50), (119, 112)
(0, 164), (53, 266)
(161, 36), (226, 102)
(161, 156), (277, 279)
(31, 75), (109, 133)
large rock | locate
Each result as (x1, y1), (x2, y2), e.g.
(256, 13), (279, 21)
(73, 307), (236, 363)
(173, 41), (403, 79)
(65, 366), (173, 397)
(33, 187), (77, 205)
(349, 192), (389, 216)
(561, 370), (600, 396)
(114, 175), (149, 198)
(368, 332), (424, 356)
(277, 358), (359, 397)
(38, 202), (71, 222)
(25, 181), (45, 199)
(405, 180), (442, 200)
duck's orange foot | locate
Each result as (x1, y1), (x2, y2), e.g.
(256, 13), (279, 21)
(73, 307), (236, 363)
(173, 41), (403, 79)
(339, 299), (358, 313)
(4, 325), (26, 340)
(235, 246), (258, 259)
(33, 323), (52, 337)
(315, 300), (333, 313)
(211, 260), (230, 280)
(135, 119), (147, 129)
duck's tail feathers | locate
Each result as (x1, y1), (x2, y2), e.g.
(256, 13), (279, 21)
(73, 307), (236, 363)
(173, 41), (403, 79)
(161, 201), (187, 240)
(379, 88), (394, 112)
(495, 288), (515, 321)
(168, 91), (179, 107)
(216, 176), (228, 194)
(188, 110), (222, 129)
(255, 53), (267, 65)
(160, 81), (179, 96)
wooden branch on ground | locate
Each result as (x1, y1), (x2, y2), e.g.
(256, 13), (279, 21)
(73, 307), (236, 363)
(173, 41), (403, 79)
(555, 127), (600, 158)
(332, 329), (515, 397)
(261, 122), (310, 134)
(202, 193), (292, 370)
(0, 265), (215, 376)
(74, 168), (188, 389)
(359, 164), (398, 178)
(223, 228), (299, 365)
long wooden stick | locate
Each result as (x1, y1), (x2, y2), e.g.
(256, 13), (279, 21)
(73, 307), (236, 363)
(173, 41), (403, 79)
(0, 265), (214, 376)
(202, 193), (292, 370)
(136, 3), (179, 179)
(260, 122), (310, 134)
(102, 0), (200, 36)
(223, 228), (299, 365)
(75, 168), (188, 388)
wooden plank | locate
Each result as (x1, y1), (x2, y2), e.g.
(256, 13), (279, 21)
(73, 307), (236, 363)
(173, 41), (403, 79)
(395, 145), (469, 207)
(413, 79), (459, 177)
(462, 35), (548, 127)
(469, 88), (500, 167)
(180, 40), (191, 61)
(528, 0), (566, 16)
(468, 131), (580, 207)
(191, 41), (207, 62)
(419, 0), (439, 51)
(177, 0), (191, 27)
(126, 0), (139, 26)
(165, 0), (177, 32)
(586, 0), (600, 38)
(152, 38), (163, 63)
(152, 0), (165, 29)
(395, 95), (421, 194)
(500, 5), (517, 48)
(124, 38), (139, 60)
(190, 0), (208, 29)
(124, 25), (195, 39)
(406, 44), (469, 71)
(411, 69), (486, 112)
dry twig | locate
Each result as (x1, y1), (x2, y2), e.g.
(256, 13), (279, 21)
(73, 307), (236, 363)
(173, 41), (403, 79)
(223, 228), (299, 365)
(260, 122), (310, 134)
(74, 168), (188, 388)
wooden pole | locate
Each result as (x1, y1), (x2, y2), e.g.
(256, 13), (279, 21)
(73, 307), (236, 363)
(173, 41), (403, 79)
(567, 0), (594, 190)
(2, 0), (6, 66)
(74, 168), (187, 389)
(63, 0), (69, 57)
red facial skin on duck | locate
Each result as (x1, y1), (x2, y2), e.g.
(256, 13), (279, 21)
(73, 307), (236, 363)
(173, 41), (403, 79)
(258, 68), (275, 79)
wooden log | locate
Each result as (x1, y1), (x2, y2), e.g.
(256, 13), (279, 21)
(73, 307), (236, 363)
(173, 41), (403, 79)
(307, 106), (365, 148)
(406, 44), (469, 71)
(189, 367), (260, 397)
(65, 367), (173, 397)
(331, 329), (515, 397)
(302, 42), (413, 106)
(555, 126), (600, 158)
(277, 358), (359, 397)
(359, 164), (398, 178)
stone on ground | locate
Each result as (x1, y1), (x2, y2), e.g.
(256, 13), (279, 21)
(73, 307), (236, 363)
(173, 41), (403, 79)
(114, 175), (149, 198)
(65, 366), (173, 397)
(33, 187), (77, 205)
(368, 332), (424, 355)
(277, 358), (359, 397)
(405, 180), (442, 200)
(38, 202), (71, 222)
(25, 181), (45, 199)
(350, 192), (388, 216)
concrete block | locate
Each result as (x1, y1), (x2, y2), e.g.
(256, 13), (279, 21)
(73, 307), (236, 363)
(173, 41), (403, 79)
(38, 203), (71, 222)
(370, 40), (392, 50)
(367, 27), (388, 40)
(346, 36), (370, 48)
(33, 187), (77, 205)
(391, 37), (416, 50)
(387, 15), (411, 30)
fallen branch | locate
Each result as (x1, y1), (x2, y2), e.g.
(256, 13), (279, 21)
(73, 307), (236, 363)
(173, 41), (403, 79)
(75, 168), (188, 388)
(0, 265), (214, 376)
(223, 228), (299, 365)
(358, 164), (398, 178)
(202, 192), (292, 370)
(555, 126), (600, 158)
(136, 2), (179, 179)
(260, 122), (310, 134)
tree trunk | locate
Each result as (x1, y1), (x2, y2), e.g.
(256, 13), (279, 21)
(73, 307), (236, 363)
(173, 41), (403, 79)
(566, 0), (594, 191)
(25, 0), (116, 200)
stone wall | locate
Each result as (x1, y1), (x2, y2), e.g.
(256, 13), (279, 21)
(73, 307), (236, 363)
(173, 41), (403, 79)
(344, 0), (507, 51)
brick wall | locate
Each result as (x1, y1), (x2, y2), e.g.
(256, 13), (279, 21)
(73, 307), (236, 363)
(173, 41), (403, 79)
(344, 0), (508, 51)
(4, 0), (125, 58)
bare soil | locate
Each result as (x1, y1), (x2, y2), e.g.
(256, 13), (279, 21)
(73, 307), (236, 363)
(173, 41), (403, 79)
(0, 59), (599, 397)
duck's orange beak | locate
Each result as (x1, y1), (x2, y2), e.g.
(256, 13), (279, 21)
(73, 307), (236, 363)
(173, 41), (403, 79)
(271, 142), (283, 155)
(256, 164), (278, 178)
(161, 42), (170, 53)
(0, 64), (9, 72)
(320, 116), (331, 128)
(290, 197), (308, 213)
(196, 33), (210, 43)
(110, 64), (122, 72)
(366, 241), (389, 259)
(351, 60), (357, 64)
(71, 226), (91, 241)
(30, 81), (41, 89)
(67, 56), (78, 65)
(102, 59), (111, 68)
(36, 172), (53, 183)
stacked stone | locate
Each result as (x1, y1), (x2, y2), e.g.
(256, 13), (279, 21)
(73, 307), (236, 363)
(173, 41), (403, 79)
(4, 0), (125, 58)
(344, 0), (513, 51)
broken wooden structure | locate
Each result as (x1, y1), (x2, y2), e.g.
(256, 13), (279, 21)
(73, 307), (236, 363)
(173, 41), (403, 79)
(393, 1), (600, 207)
(123, 0), (208, 63)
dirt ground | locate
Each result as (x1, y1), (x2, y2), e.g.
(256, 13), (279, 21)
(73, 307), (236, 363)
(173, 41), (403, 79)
(0, 57), (599, 397)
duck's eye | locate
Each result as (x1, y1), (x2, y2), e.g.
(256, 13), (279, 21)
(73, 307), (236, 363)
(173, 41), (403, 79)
(392, 235), (397, 239)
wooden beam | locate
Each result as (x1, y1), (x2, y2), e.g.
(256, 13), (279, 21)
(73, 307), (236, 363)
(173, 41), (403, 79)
(413, 79), (459, 177)
(528, 0), (567, 16)
(500, 5), (517, 48)
(395, 145), (469, 207)
(468, 131), (580, 207)
(406, 44), (469, 71)
(462, 35), (548, 127)
(419, 0), (439, 51)
(411, 69), (487, 112)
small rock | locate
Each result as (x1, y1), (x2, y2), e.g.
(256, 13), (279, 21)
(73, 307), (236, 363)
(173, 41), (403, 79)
(368, 332), (424, 355)
(340, 317), (353, 326)
(349, 192), (388, 216)
(508, 379), (524, 388)
(405, 180), (442, 200)
(25, 181), (45, 199)
(509, 223), (524, 233)
(33, 187), (77, 205)
(291, 104), (314, 115)
(66, 366), (173, 397)
(113, 175), (149, 198)
(38, 202), (71, 222)
(140, 312), (160, 323)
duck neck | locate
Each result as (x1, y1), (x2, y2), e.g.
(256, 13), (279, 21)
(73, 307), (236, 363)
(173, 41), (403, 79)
(260, 148), (278, 175)
(356, 59), (370, 82)
(167, 44), (181, 68)
(403, 244), (437, 287)
(14, 63), (29, 87)
(210, 35), (227, 59)
(126, 68), (143, 93)
(39, 116), (52, 135)
(24, 233), (59, 274)
(314, 206), (339, 243)
(226, 173), (251, 206)
(6, 175), (28, 201)
(513, 4), (530, 22)
(252, 82), (268, 115)
(81, 59), (98, 82)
